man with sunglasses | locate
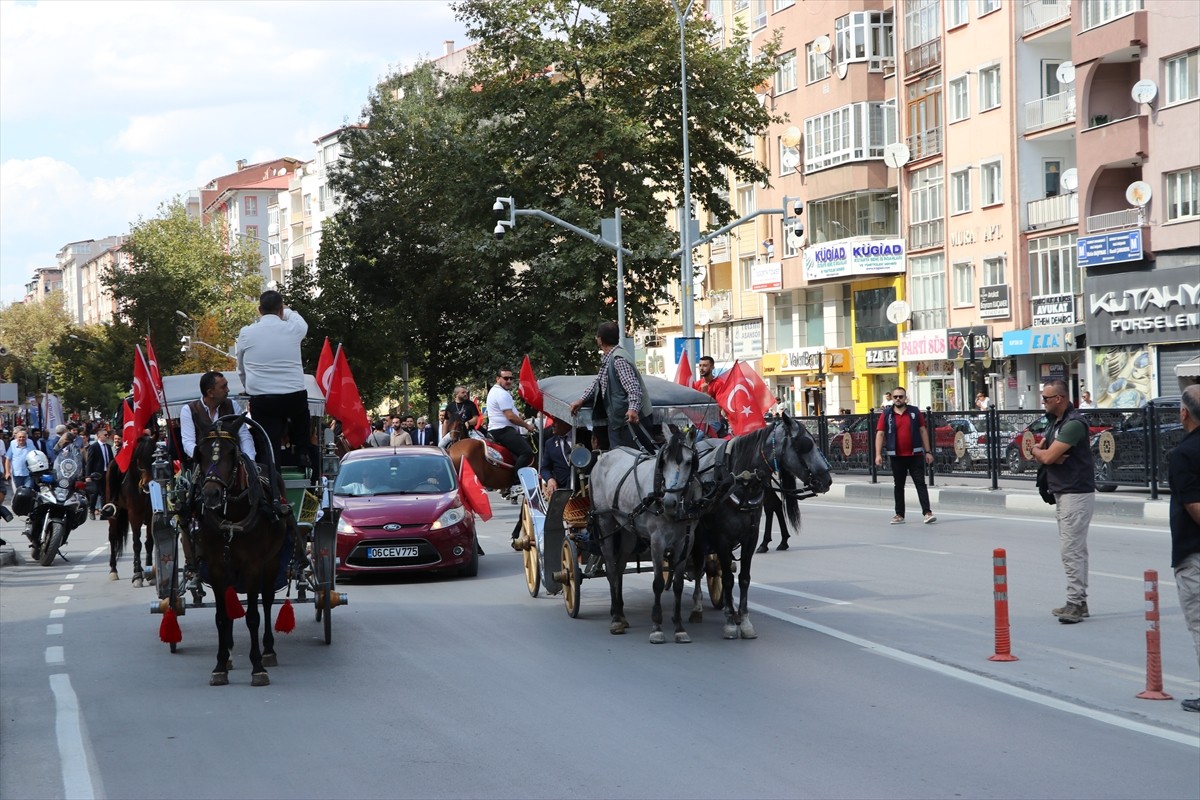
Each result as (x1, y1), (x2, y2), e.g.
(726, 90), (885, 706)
(1031, 378), (1096, 624)
(874, 387), (935, 525)
(487, 369), (535, 473)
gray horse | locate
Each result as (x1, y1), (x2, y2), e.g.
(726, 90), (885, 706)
(692, 413), (832, 639)
(589, 428), (705, 644)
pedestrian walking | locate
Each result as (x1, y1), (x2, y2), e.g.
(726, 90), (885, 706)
(874, 387), (935, 525)
(1167, 384), (1200, 712)
(1031, 378), (1096, 624)
(84, 427), (115, 518)
(4, 428), (37, 491)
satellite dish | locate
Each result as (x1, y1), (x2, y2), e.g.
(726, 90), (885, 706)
(692, 263), (707, 285)
(781, 125), (802, 148)
(781, 147), (800, 170)
(885, 300), (912, 325)
(1055, 62), (1076, 85)
(1126, 181), (1152, 207)
(883, 143), (911, 169)
(696, 308), (712, 327)
(1131, 79), (1158, 105)
(1060, 168), (1078, 193)
(837, 61), (849, 80)
(811, 35), (832, 56)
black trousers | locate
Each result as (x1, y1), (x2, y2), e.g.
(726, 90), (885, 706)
(890, 454), (932, 518)
(249, 391), (312, 468)
(490, 426), (533, 473)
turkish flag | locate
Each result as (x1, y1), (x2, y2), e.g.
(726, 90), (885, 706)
(674, 350), (693, 387)
(715, 360), (774, 436)
(518, 355), (543, 412)
(458, 457), (492, 521)
(316, 337), (335, 398)
(115, 398), (138, 471)
(326, 346), (371, 448)
(144, 336), (166, 407)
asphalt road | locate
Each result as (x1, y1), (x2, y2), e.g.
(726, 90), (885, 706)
(1, 497), (1198, 800)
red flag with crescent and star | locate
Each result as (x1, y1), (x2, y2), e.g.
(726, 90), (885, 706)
(144, 337), (165, 407)
(715, 360), (774, 436)
(674, 349), (693, 387)
(115, 347), (161, 470)
(316, 337), (335, 398)
(458, 457), (492, 522)
(325, 346), (371, 449)
(518, 355), (543, 412)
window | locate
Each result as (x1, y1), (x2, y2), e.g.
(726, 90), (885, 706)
(783, 218), (805, 256)
(982, 256), (1005, 286)
(947, 0), (969, 28)
(1165, 50), (1198, 105)
(774, 291), (795, 351)
(775, 50), (797, 95)
(804, 289), (825, 347)
(834, 11), (894, 70)
(736, 184), (756, 217)
(952, 261), (975, 307)
(739, 255), (757, 291)
(319, 184), (328, 213)
(803, 101), (896, 173)
(1081, 0), (1143, 31)
(909, 164), (944, 226)
(773, 0), (795, 10)
(981, 159), (1002, 206)
(853, 286), (898, 343)
(303, 194), (312, 214)
(243, 196), (258, 216)
(904, 0), (940, 48)
(951, 169), (972, 214)
(906, 72), (943, 160)
(807, 41), (830, 83)
(1029, 232), (1079, 296)
(949, 76), (969, 122)
(733, 0), (748, 10)
(1165, 168), (1199, 222)
(909, 254), (946, 330)
(752, 0), (767, 30)
(977, 0), (1001, 16)
(979, 65), (1001, 111)
(808, 190), (897, 242)
(245, 225), (259, 242)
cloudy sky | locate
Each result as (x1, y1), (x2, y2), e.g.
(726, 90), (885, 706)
(0, 0), (469, 305)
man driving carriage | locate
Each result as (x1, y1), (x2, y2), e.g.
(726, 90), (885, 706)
(569, 321), (654, 452)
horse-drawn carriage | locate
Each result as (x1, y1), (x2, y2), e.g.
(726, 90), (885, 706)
(143, 373), (346, 672)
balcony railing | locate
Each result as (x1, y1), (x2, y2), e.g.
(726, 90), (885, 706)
(904, 38), (941, 76)
(1027, 193), (1078, 229)
(1023, 0), (1071, 34)
(906, 127), (943, 161)
(1086, 208), (1141, 233)
(908, 219), (945, 250)
(1025, 88), (1076, 132)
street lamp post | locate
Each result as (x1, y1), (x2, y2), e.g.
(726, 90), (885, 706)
(673, 0), (697, 366)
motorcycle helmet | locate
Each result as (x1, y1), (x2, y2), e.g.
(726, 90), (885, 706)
(26, 450), (50, 476)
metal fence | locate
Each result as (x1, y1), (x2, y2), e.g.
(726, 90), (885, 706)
(799, 400), (1184, 498)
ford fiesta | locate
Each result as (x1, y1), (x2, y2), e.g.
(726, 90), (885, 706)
(332, 448), (478, 578)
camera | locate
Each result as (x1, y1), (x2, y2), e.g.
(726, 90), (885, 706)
(492, 198), (507, 220)
(792, 200), (804, 216)
(493, 222), (506, 241)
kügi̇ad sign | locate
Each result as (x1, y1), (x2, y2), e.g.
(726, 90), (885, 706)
(804, 238), (906, 281)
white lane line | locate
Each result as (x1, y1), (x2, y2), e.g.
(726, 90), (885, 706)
(49, 673), (97, 800)
(805, 501), (1170, 533)
(45, 646), (64, 665)
(66, 573), (81, 579)
(49, 608), (66, 619)
(874, 543), (952, 555)
(87, 546), (105, 557)
(1094, 570), (1177, 588)
(54, 596), (70, 605)
(59, 584), (75, 591)
(749, 602), (1200, 748)
(754, 583), (851, 605)
(47, 624), (63, 635)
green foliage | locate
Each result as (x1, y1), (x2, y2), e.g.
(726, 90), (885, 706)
(0, 291), (73, 398)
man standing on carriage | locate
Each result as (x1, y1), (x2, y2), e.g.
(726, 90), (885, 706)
(569, 321), (654, 451)
(486, 368), (536, 473)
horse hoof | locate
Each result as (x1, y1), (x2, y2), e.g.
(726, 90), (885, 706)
(251, 672), (270, 687)
(776, 542), (789, 551)
(132, 577), (144, 588)
(108, 571), (118, 582)
(609, 622), (628, 635)
(262, 653), (278, 667)
(739, 621), (758, 639)
(209, 672), (229, 686)
(688, 611), (703, 624)
(723, 624), (738, 640)
(674, 632), (691, 644)
(755, 544), (768, 554)
(649, 631), (666, 644)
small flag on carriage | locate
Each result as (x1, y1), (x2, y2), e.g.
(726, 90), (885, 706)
(674, 349), (693, 387)
(316, 337), (335, 397)
(115, 347), (161, 471)
(144, 336), (166, 407)
(326, 346), (371, 449)
(519, 355), (543, 412)
(458, 458), (492, 522)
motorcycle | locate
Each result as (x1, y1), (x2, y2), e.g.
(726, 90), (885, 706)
(19, 443), (90, 566)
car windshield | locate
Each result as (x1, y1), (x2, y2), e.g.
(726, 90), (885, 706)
(333, 455), (456, 496)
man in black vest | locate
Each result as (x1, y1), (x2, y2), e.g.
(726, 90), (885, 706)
(873, 386), (936, 525)
(569, 321), (654, 451)
(180, 371), (256, 466)
(1031, 378), (1096, 624)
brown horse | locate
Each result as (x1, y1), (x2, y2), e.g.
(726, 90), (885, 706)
(105, 434), (156, 586)
(448, 437), (517, 492)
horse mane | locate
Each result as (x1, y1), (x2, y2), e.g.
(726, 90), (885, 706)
(724, 425), (773, 476)
(121, 434), (157, 489)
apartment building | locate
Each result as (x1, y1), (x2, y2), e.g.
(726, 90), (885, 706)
(22, 267), (62, 304)
(57, 236), (126, 325)
(77, 244), (132, 325)
(200, 158), (304, 285)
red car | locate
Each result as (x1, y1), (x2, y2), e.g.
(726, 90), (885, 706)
(333, 448), (479, 578)
(1003, 416), (1110, 474)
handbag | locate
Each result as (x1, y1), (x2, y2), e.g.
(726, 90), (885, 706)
(1036, 465), (1056, 505)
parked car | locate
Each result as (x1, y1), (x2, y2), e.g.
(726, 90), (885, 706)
(933, 418), (988, 468)
(828, 416), (876, 468)
(332, 447), (478, 578)
(1091, 396), (1185, 492)
(1003, 415), (1110, 474)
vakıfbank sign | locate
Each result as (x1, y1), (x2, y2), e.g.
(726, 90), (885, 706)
(804, 238), (906, 282)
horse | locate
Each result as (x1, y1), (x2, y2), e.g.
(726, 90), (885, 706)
(105, 434), (157, 585)
(691, 413), (832, 639)
(196, 414), (291, 687)
(448, 435), (518, 492)
(588, 428), (705, 644)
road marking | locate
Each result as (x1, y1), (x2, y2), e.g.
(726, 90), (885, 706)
(87, 546), (105, 557)
(1094, 570), (1176, 588)
(49, 608), (66, 619)
(754, 583), (851, 605)
(805, 501), (1169, 533)
(45, 646), (64, 665)
(59, 584), (74, 591)
(47, 624), (63, 635)
(749, 602), (1199, 748)
(49, 673), (97, 800)
(66, 573), (81, 579)
(54, 596), (70, 604)
(873, 543), (952, 555)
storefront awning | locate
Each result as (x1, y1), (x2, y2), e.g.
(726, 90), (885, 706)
(1176, 356), (1200, 379)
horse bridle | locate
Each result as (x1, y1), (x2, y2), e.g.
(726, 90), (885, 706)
(762, 420), (820, 501)
(201, 428), (252, 517)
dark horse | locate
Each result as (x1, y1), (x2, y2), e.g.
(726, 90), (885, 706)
(105, 434), (156, 585)
(691, 413), (832, 639)
(197, 415), (290, 687)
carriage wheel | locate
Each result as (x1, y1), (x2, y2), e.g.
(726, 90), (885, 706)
(521, 502), (540, 598)
(561, 537), (581, 619)
(707, 565), (724, 610)
(321, 547), (334, 645)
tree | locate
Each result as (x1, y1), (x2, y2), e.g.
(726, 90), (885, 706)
(0, 291), (73, 398)
(45, 324), (137, 417)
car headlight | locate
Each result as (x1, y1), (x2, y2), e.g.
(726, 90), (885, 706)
(336, 517), (356, 536)
(431, 506), (466, 530)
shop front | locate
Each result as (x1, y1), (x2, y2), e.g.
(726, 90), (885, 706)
(762, 347), (853, 415)
(946, 325), (993, 412)
(899, 328), (953, 412)
(999, 325), (1085, 408)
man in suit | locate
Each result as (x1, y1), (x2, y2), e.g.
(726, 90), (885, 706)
(539, 419), (573, 494)
(411, 416), (437, 447)
(84, 427), (114, 519)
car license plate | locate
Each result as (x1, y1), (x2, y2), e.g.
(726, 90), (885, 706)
(367, 545), (419, 559)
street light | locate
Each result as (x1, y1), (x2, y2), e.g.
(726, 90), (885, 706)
(673, 0), (697, 367)
(180, 335), (236, 360)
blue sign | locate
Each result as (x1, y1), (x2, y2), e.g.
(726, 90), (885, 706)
(674, 337), (702, 362)
(1077, 229), (1142, 267)
(1002, 327), (1073, 355)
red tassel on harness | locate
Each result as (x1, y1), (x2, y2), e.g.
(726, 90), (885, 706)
(159, 608), (182, 644)
(224, 586), (246, 619)
(274, 599), (296, 633)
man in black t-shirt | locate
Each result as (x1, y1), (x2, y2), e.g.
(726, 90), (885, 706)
(1168, 385), (1200, 713)
(441, 385), (480, 448)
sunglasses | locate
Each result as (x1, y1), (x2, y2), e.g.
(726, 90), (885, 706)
(1041, 394), (1062, 402)
(499, 375), (513, 381)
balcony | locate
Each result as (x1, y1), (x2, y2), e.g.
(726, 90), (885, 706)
(904, 38), (941, 77)
(906, 127), (943, 161)
(1027, 194), (1078, 230)
(1023, 0), (1070, 34)
(1025, 89), (1076, 133)
(908, 219), (944, 251)
(708, 234), (731, 264)
(1079, 114), (1148, 171)
(1086, 208), (1140, 234)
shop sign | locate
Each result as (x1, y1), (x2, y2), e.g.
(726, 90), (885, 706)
(751, 261), (783, 292)
(865, 347), (899, 368)
(979, 284), (1010, 319)
(1078, 229), (1142, 268)
(804, 237), (906, 281)
(947, 327), (991, 359)
(1085, 268), (1200, 346)
(1032, 293), (1075, 327)
(899, 329), (947, 361)
(731, 319), (763, 360)
(1001, 327), (1075, 356)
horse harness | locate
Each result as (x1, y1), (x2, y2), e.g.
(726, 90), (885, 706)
(199, 427), (273, 537)
(601, 438), (702, 534)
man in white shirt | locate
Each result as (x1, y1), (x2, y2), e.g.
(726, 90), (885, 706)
(236, 290), (310, 469)
(487, 368), (535, 473)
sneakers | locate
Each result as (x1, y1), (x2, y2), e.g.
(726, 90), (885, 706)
(890, 515), (904, 524)
(1182, 698), (1200, 713)
(1054, 601), (1087, 623)
(923, 512), (936, 524)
